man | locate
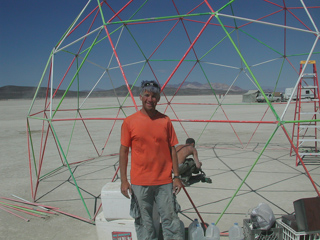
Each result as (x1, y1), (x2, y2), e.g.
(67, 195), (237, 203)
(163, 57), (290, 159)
(176, 138), (202, 184)
(119, 80), (183, 240)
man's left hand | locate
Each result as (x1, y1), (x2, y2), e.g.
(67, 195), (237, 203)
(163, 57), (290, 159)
(173, 178), (183, 195)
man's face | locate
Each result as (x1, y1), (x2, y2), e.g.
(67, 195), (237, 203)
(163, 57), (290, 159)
(140, 90), (160, 111)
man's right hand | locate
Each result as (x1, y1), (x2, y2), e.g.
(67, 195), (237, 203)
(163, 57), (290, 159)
(121, 180), (132, 199)
(196, 161), (202, 169)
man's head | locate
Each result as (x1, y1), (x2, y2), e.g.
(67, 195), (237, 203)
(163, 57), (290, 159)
(140, 80), (161, 99)
(140, 80), (161, 112)
(186, 138), (195, 145)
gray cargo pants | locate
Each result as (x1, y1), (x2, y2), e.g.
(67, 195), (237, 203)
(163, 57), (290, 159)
(130, 183), (183, 240)
(178, 158), (199, 181)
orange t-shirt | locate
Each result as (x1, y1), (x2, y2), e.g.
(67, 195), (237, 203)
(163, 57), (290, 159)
(121, 110), (178, 186)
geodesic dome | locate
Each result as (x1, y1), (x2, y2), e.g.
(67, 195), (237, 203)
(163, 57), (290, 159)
(27, 0), (320, 222)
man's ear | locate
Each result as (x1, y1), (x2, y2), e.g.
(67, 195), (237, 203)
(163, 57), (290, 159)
(157, 95), (161, 102)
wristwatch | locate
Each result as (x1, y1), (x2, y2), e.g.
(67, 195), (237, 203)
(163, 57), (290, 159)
(173, 175), (181, 180)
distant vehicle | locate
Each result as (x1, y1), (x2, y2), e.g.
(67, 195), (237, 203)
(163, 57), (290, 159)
(256, 92), (282, 102)
(284, 87), (314, 101)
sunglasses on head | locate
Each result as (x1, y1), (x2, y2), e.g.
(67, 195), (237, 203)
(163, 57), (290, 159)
(142, 81), (159, 88)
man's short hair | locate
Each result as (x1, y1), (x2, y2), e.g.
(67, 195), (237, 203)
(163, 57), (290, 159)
(140, 80), (161, 97)
(186, 138), (195, 145)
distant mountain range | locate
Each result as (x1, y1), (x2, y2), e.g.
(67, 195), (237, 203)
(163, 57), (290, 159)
(0, 82), (247, 100)
(168, 81), (245, 91)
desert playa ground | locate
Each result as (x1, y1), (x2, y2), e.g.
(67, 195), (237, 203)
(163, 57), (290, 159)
(1, 95), (319, 240)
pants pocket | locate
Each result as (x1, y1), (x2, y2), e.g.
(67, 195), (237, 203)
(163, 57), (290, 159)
(173, 193), (181, 213)
(130, 193), (141, 219)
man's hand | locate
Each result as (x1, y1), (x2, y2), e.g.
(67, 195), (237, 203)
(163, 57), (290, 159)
(121, 180), (132, 199)
(173, 178), (183, 195)
(196, 161), (202, 169)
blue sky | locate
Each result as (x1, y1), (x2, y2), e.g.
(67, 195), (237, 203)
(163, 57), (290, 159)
(1, 0), (319, 91)
(0, 1), (85, 88)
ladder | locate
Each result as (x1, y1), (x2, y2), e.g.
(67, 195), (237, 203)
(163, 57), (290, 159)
(291, 60), (320, 166)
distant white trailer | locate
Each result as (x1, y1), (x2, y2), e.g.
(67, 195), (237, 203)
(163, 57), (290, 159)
(284, 87), (314, 101)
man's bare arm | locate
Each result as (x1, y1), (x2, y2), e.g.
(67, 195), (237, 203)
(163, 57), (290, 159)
(171, 146), (183, 194)
(192, 147), (202, 169)
(119, 145), (131, 198)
